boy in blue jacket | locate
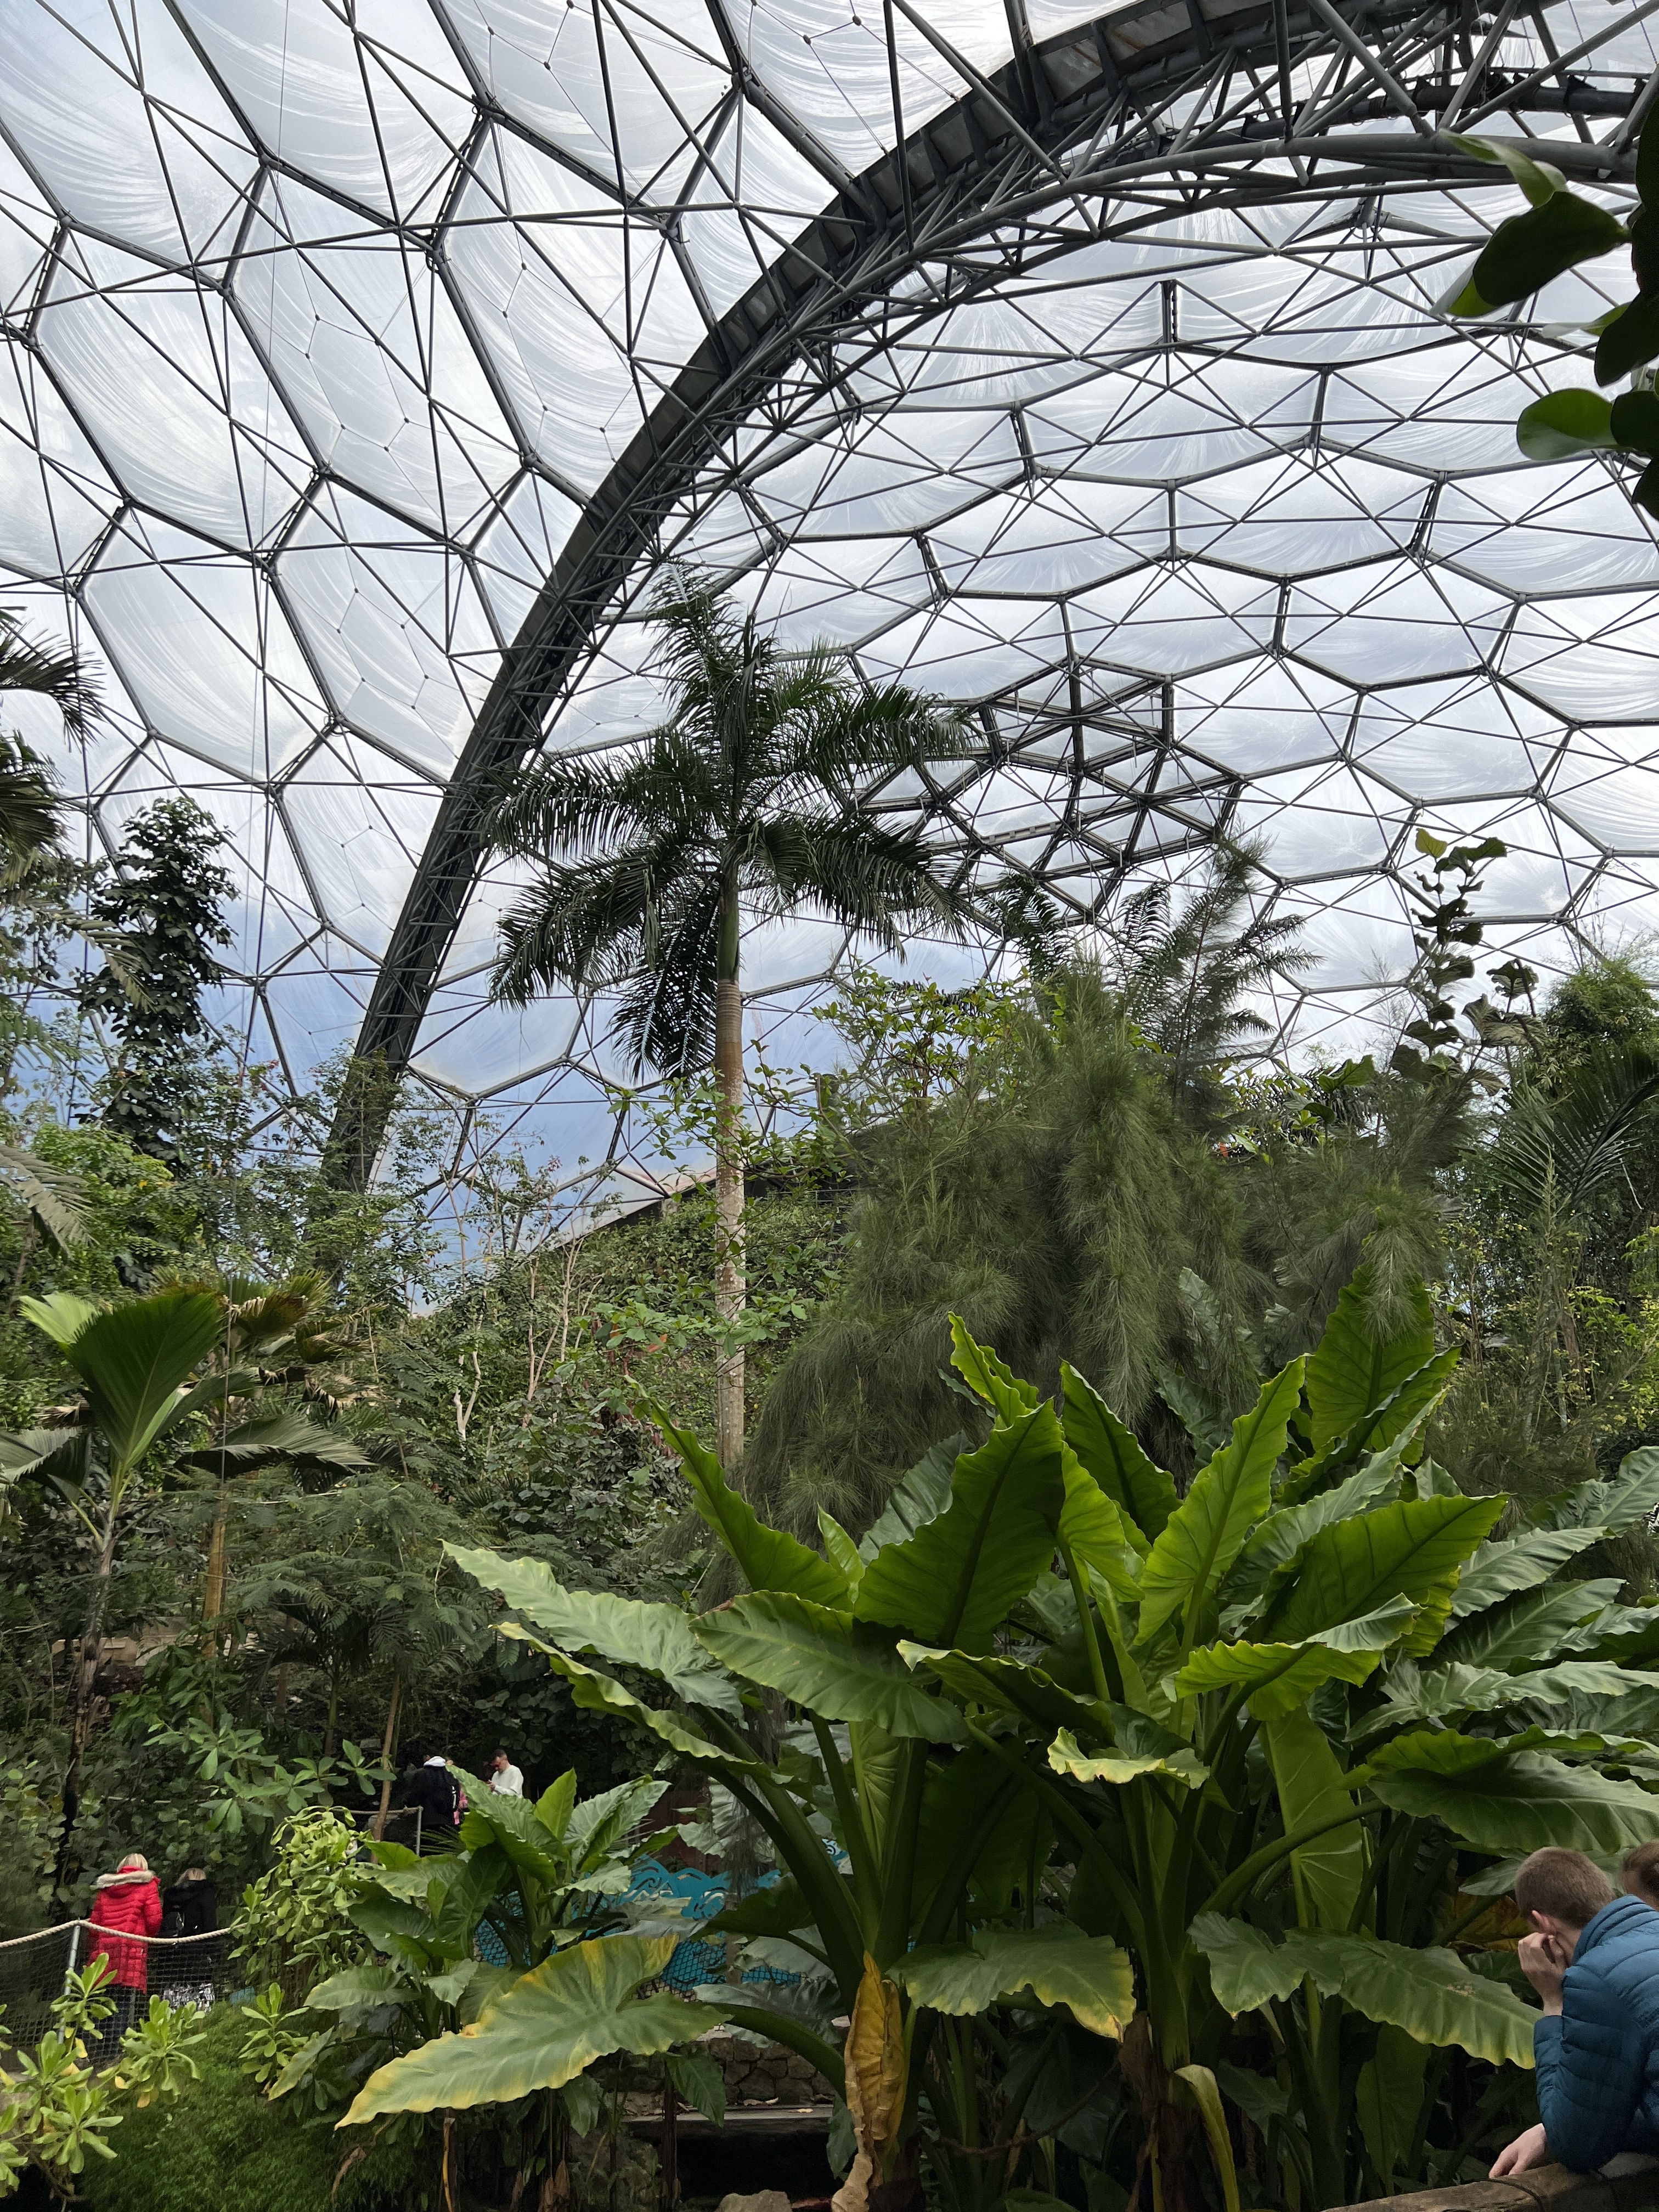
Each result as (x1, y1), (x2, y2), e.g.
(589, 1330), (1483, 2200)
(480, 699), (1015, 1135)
(1493, 1846), (1659, 2176)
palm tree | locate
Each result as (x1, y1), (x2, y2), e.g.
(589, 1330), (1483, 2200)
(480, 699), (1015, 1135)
(487, 571), (977, 1466)
(1103, 836), (1312, 1118)
(0, 607), (98, 870)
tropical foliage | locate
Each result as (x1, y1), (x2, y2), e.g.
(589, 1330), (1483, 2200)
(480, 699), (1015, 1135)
(1441, 112), (1659, 511)
(443, 1272), (1659, 2211)
(0, 1958), (205, 2203)
(484, 569), (975, 1465)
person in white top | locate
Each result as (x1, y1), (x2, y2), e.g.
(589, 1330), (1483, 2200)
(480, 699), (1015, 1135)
(488, 1750), (524, 1798)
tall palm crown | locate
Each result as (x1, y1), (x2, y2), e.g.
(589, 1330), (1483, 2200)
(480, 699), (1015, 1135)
(486, 571), (977, 1466)
(487, 575), (974, 1063)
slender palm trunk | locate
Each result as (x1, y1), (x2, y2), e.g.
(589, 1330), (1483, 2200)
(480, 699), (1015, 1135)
(714, 964), (746, 1469)
(202, 1482), (228, 1637)
(57, 1508), (118, 1892)
(373, 1672), (402, 1842)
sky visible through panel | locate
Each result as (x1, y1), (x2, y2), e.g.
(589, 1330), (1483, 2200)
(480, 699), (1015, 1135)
(1, 0), (1658, 1211)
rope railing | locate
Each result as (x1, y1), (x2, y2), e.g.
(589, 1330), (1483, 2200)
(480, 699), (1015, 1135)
(0, 1921), (234, 2044)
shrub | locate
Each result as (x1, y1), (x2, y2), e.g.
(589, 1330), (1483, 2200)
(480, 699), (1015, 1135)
(76, 2007), (415, 2212)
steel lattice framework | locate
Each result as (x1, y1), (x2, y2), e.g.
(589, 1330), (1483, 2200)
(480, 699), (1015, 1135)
(2, 0), (1658, 1197)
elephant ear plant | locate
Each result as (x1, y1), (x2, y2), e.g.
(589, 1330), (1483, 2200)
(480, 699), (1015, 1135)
(445, 1274), (1659, 2212)
(259, 1772), (691, 2122)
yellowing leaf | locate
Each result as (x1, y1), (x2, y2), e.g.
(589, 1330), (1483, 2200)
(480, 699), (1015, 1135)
(1048, 1726), (1208, 1789)
(833, 1954), (907, 2212)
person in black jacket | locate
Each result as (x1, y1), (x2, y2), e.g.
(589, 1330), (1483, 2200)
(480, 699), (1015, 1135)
(398, 1754), (462, 1850)
(161, 1867), (217, 1938)
(159, 1866), (218, 2010)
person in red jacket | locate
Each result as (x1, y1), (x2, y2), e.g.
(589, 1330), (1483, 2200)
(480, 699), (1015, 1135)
(87, 1852), (161, 2041)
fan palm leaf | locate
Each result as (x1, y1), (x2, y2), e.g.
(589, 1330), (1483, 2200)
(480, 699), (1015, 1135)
(0, 1143), (90, 1247)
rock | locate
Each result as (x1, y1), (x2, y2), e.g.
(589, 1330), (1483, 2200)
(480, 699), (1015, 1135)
(716, 2194), (793, 2212)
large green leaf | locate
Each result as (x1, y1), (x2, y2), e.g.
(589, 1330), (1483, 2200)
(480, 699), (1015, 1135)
(1260, 1493), (1505, 1656)
(1280, 1355), (1459, 1508)
(1060, 1363), (1173, 1545)
(1305, 1271), (1432, 1455)
(695, 1592), (967, 1741)
(341, 1936), (726, 2121)
(819, 1511), (865, 1598)
(645, 1404), (848, 1605)
(22, 1288), (223, 1472)
(948, 1318), (1148, 1604)
(565, 1777), (664, 1874)
(901, 1645), (1105, 1739)
(859, 1436), (963, 1562)
(518, 1641), (765, 1775)
(175, 1407), (371, 1477)
(912, 1744), (1044, 1926)
(704, 1879), (814, 1939)
(1536, 1451), (1659, 1537)
(1596, 289), (1659, 384)
(1224, 1438), (1415, 1622)
(1137, 1363), (1305, 1649)
(1262, 1703), (1364, 1931)
(456, 1770), (563, 1888)
(1447, 1526), (1609, 1623)
(1436, 1578), (1622, 1672)
(855, 1404), (1065, 1653)
(1353, 1658), (1659, 1737)
(950, 1317), (1039, 1417)
(1175, 1599), (1416, 1718)
(1190, 1916), (1536, 2067)
(1468, 191), (1626, 309)
(1057, 1449), (1143, 1600)
(538, 1771), (577, 1840)
(1442, 132), (1566, 208)
(893, 1925), (1135, 2039)
(447, 1544), (738, 1713)
(1364, 1740), (1659, 1853)
(308, 1963), (407, 2011)
(1516, 389), (1620, 460)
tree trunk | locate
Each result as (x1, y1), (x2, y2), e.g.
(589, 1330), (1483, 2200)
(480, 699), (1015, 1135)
(1120, 2016), (1204, 2212)
(713, 971), (746, 1468)
(659, 2061), (679, 2211)
(442, 2112), (459, 2212)
(202, 1481), (228, 1644)
(372, 1673), (402, 1842)
(57, 1512), (117, 1894)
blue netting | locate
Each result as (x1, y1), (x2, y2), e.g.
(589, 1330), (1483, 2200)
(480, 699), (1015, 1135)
(471, 1860), (800, 1991)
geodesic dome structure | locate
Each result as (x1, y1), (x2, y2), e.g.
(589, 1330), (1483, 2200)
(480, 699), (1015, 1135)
(2, 0), (1658, 1201)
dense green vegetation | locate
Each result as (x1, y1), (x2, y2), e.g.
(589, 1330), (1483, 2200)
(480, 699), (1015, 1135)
(4, 605), (1659, 2210)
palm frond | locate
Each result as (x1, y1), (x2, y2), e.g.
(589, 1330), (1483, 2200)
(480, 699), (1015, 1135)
(489, 565), (980, 1077)
(748, 814), (975, 949)
(485, 743), (708, 859)
(0, 1144), (89, 1246)
(1105, 838), (1311, 1080)
(608, 888), (724, 1075)
(1486, 1043), (1659, 1220)
(490, 852), (662, 1007)
(981, 876), (1072, 977)
(0, 738), (65, 872)
(0, 614), (99, 740)
(775, 681), (973, 797)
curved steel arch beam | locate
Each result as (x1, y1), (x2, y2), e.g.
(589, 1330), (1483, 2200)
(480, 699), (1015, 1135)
(323, 0), (1640, 1181)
